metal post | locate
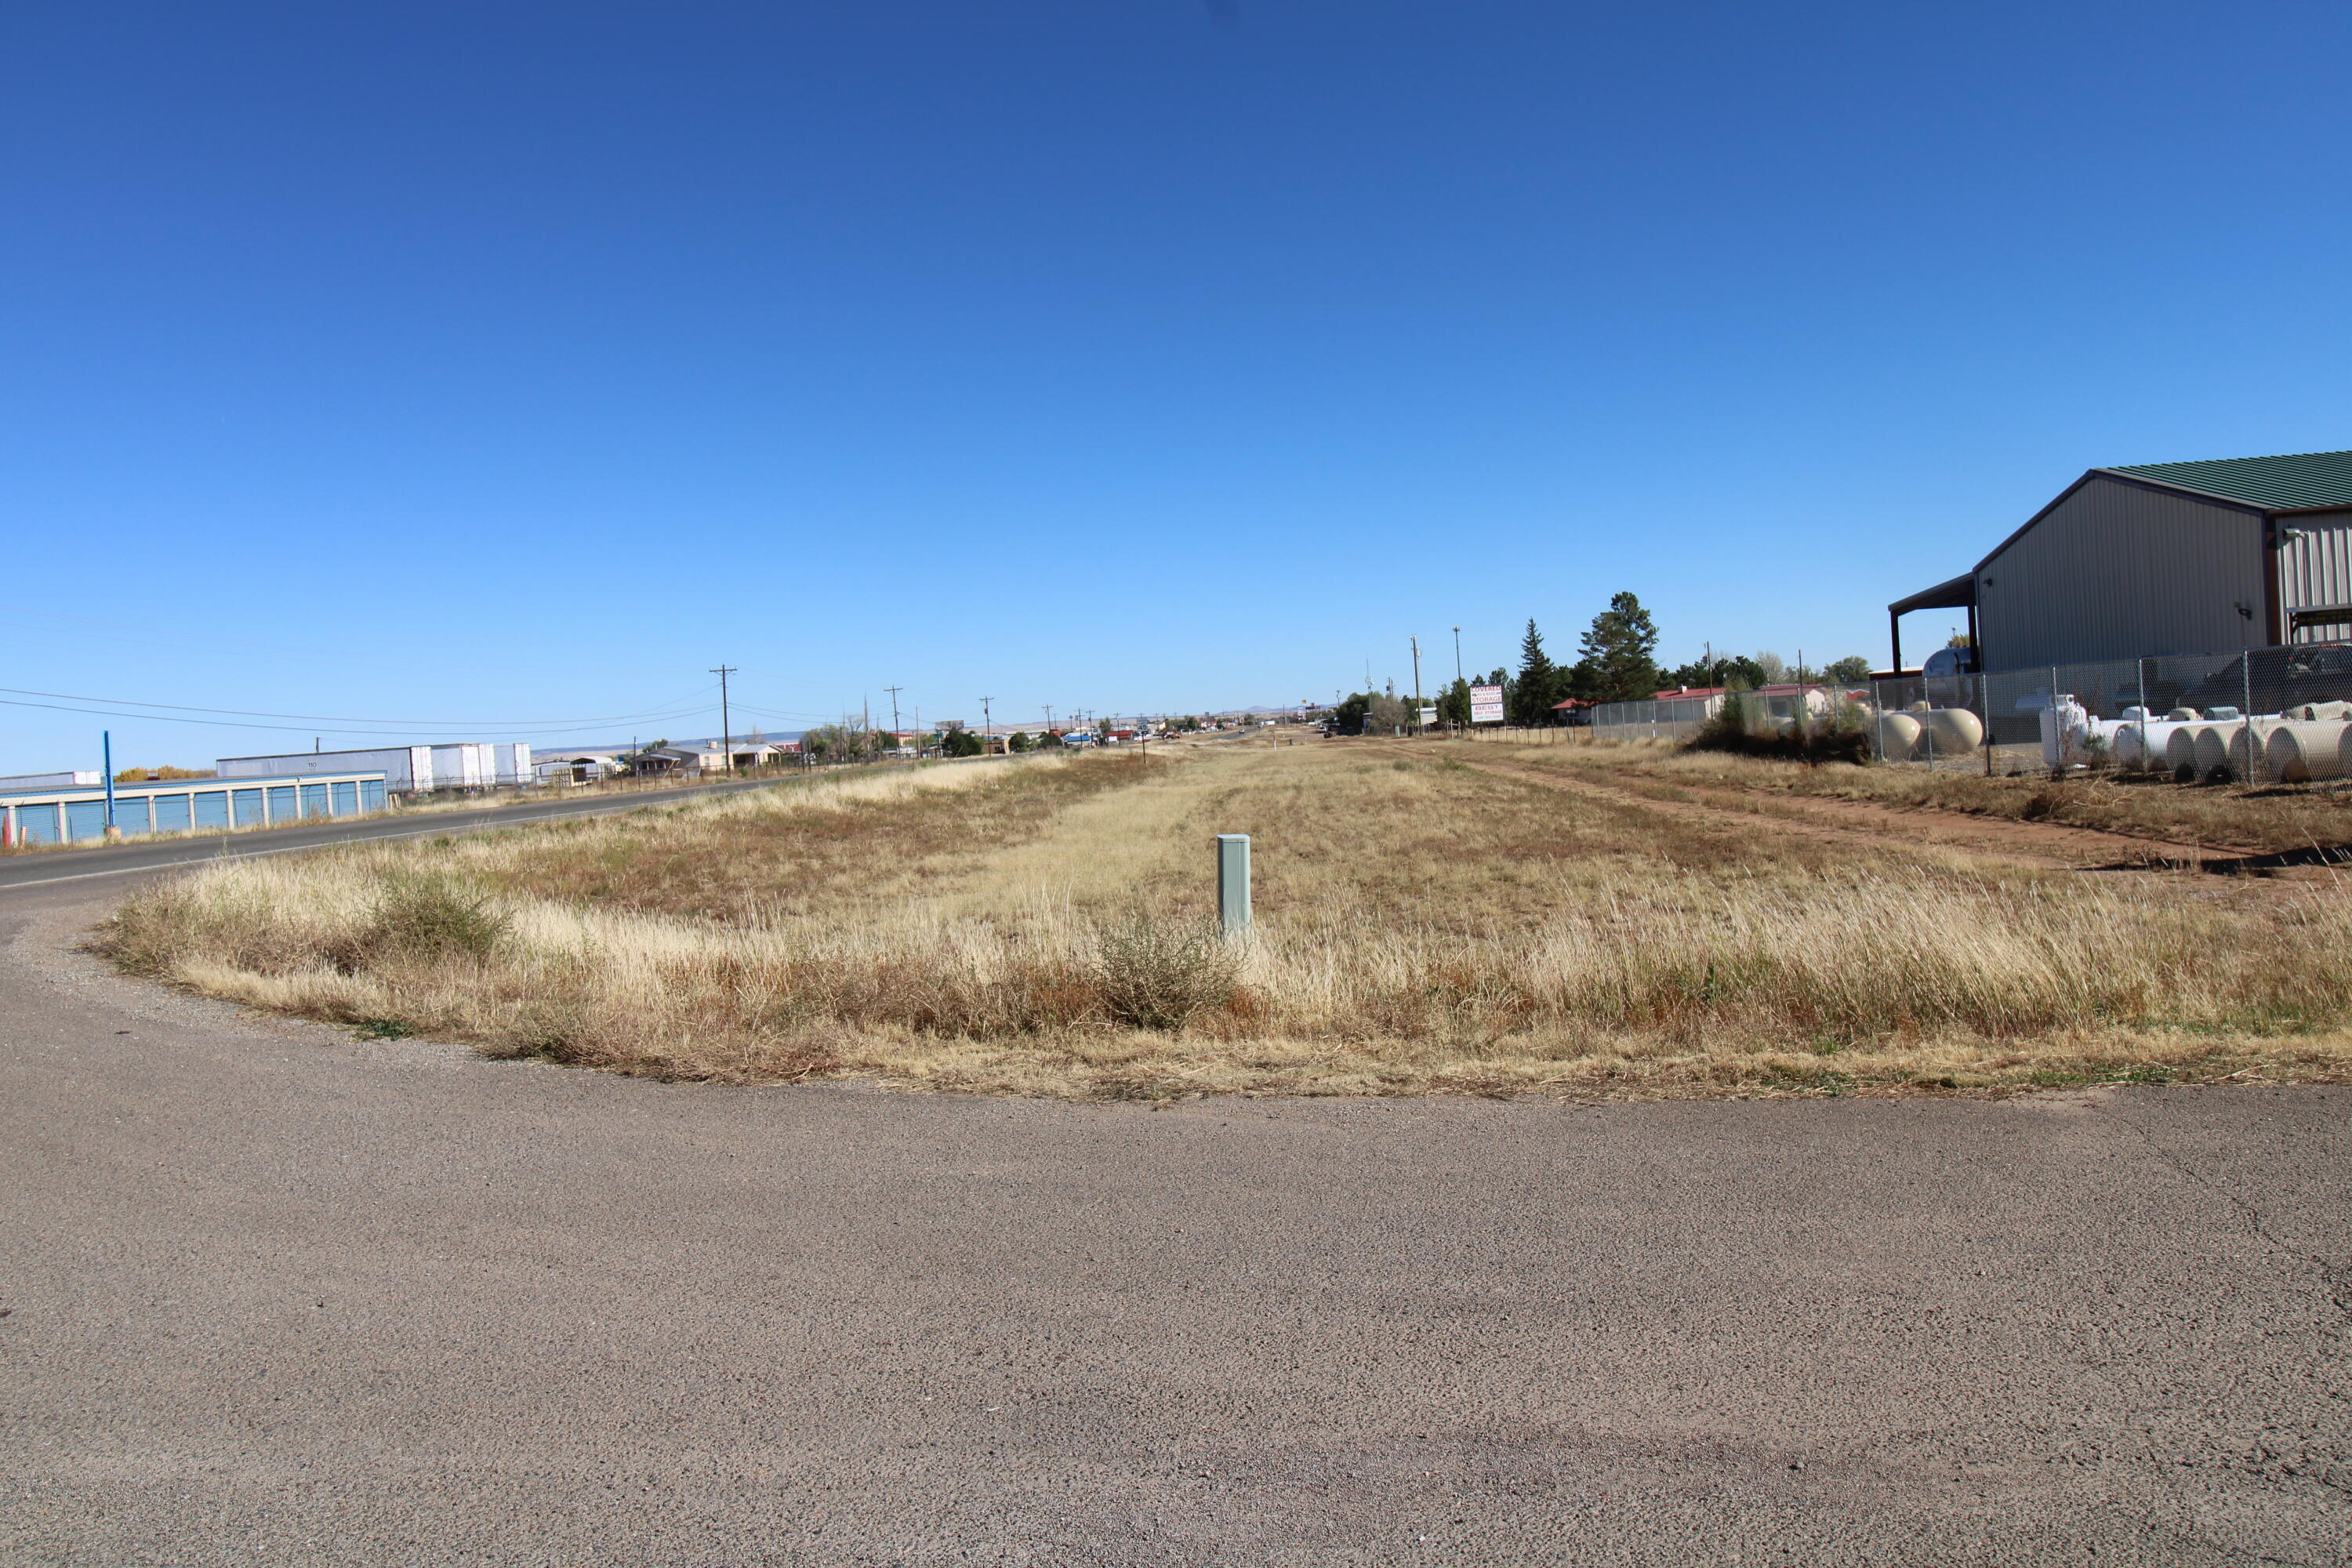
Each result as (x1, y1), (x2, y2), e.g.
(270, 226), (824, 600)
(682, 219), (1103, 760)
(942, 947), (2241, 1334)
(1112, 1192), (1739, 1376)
(1216, 834), (1251, 939)
(2239, 658), (2258, 785)
(1411, 635), (1423, 733)
(1982, 665), (1993, 776)
(2137, 657), (2150, 775)
(102, 731), (117, 837)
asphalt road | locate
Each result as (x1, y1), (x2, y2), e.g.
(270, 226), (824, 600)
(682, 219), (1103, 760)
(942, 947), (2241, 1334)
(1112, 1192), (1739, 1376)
(1, 818), (2347, 1563)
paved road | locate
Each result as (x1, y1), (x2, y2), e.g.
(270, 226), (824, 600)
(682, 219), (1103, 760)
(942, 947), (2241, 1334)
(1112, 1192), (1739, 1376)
(0, 862), (2347, 1563)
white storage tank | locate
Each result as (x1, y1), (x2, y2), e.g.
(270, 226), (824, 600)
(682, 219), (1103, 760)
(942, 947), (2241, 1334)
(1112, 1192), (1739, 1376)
(1925, 708), (1984, 753)
(1875, 711), (1922, 760)
(2165, 725), (2205, 775)
(2192, 721), (2246, 780)
(2265, 721), (2352, 782)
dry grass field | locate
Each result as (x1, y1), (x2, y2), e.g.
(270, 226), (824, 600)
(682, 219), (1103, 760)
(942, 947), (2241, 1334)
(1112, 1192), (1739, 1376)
(95, 740), (2352, 1099)
(1549, 736), (2352, 855)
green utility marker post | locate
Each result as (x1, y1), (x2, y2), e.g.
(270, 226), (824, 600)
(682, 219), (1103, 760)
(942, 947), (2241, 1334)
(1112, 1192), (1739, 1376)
(1217, 833), (1251, 938)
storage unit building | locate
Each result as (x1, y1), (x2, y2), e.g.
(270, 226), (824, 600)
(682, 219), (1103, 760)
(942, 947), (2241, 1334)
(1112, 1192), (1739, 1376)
(1888, 448), (2352, 673)
(2, 770), (388, 847)
(216, 742), (532, 794)
(0, 770), (102, 791)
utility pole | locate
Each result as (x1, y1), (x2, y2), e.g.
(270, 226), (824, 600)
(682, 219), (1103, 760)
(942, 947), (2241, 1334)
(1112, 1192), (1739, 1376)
(884, 685), (903, 756)
(979, 695), (993, 753)
(1452, 626), (1463, 684)
(1410, 635), (1424, 731)
(710, 665), (737, 768)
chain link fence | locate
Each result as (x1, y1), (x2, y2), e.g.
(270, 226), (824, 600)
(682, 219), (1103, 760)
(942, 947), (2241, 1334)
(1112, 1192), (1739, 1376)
(1584, 641), (2352, 783)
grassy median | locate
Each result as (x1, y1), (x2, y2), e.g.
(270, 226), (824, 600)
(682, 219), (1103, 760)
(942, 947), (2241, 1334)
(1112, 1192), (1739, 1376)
(94, 742), (2352, 1098)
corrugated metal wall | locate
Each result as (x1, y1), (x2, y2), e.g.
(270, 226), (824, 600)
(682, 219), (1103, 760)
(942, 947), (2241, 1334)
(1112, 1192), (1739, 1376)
(1977, 477), (2265, 670)
(2276, 509), (2352, 642)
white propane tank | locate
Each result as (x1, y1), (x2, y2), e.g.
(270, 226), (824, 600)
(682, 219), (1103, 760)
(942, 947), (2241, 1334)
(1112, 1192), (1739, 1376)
(2193, 720), (2245, 780)
(2265, 721), (2351, 782)
(2165, 724), (2205, 775)
(1925, 708), (1984, 753)
(2122, 720), (2198, 770)
(2038, 695), (2089, 768)
(1875, 711), (1922, 760)
(2234, 719), (2275, 779)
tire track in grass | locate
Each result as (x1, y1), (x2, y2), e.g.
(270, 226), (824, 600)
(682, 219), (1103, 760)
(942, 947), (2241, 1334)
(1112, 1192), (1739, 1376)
(1438, 749), (2205, 881)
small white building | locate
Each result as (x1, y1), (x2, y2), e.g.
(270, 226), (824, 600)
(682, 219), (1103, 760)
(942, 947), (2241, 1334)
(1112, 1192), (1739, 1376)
(535, 750), (631, 786)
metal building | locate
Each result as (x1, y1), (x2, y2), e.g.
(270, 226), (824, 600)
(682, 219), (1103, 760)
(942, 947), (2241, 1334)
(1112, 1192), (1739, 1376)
(216, 742), (531, 794)
(1, 769), (388, 846)
(1889, 448), (2352, 673)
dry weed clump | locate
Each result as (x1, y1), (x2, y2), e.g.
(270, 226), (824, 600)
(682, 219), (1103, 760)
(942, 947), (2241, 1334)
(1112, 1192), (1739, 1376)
(1091, 910), (1239, 1029)
(93, 742), (2352, 1099)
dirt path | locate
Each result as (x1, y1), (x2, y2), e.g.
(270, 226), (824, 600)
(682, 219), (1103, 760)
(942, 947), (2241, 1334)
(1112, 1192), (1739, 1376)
(1442, 749), (2334, 892)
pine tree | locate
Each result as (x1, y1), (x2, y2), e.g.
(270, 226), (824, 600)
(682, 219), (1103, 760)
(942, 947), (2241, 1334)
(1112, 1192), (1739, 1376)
(1508, 619), (1563, 726)
(1573, 592), (1663, 704)
(1436, 677), (1472, 726)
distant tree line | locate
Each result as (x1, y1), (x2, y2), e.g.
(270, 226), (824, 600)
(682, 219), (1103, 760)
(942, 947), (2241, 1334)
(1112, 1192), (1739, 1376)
(1334, 590), (1877, 731)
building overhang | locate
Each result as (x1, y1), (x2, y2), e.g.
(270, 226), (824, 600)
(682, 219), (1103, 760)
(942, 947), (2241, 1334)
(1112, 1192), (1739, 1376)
(1887, 572), (1976, 617)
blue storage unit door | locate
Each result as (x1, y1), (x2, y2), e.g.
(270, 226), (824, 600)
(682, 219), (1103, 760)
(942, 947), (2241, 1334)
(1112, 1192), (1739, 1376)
(153, 793), (192, 833)
(266, 786), (296, 821)
(195, 791), (231, 829)
(233, 789), (265, 826)
(15, 803), (60, 844)
(330, 780), (358, 815)
(64, 800), (107, 841)
(360, 779), (386, 811)
(299, 783), (329, 818)
(113, 797), (153, 836)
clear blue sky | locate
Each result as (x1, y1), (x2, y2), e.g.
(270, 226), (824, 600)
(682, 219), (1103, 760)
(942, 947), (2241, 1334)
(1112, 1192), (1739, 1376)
(5, 1), (2349, 768)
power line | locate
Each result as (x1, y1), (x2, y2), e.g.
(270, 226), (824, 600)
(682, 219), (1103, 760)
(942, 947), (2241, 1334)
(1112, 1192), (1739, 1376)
(0, 682), (722, 729)
(0, 694), (724, 740)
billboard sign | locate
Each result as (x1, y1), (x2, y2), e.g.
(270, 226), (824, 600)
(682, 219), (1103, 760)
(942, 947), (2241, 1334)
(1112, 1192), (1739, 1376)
(1470, 684), (1505, 724)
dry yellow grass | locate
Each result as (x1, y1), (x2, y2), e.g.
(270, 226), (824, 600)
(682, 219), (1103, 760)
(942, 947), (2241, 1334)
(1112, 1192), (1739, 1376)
(94, 742), (2352, 1099)
(1544, 735), (2352, 854)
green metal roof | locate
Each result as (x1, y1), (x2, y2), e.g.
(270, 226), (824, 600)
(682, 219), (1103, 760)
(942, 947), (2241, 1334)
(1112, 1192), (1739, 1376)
(2105, 448), (2352, 510)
